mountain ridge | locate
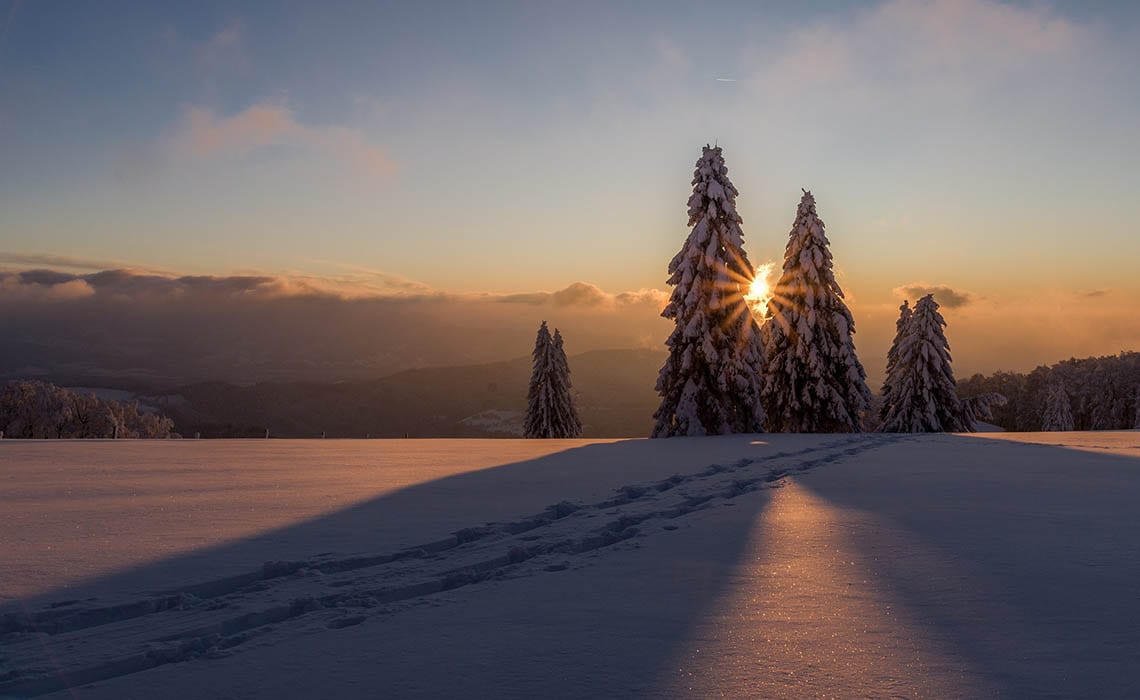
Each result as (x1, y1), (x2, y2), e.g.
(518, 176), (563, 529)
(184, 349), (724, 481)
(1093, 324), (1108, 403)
(148, 348), (665, 438)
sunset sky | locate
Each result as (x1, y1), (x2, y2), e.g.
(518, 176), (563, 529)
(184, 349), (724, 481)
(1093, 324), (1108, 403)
(2, 0), (1139, 377)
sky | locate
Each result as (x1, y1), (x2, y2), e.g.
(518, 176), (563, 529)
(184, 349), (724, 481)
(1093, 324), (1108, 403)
(2, 0), (1140, 379)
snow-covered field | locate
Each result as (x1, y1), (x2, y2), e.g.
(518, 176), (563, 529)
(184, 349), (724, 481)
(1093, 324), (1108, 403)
(3, 432), (1140, 698)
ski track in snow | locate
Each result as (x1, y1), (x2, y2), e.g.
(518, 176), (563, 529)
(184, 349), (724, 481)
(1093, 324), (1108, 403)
(0, 434), (901, 697)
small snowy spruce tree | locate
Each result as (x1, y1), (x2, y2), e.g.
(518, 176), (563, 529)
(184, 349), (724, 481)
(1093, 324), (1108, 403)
(651, 145), (766, 437)
(548, 329), (583, 438)
(524, 321), (556, 438)
(1041, 383), (1074, 431)
(879, 300), (913, 423)
(879, 294), (967, 432)
(524, 322), (582, 438)
(761, 190), (871, 432)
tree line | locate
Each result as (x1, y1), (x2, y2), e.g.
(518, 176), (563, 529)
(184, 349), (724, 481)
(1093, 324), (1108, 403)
(958, 352), (1140, 432)
(0, 380), (174, 439)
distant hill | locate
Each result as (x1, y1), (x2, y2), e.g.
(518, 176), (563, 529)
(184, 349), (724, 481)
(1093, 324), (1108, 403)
(0, 281), (670, 391)
(153, 349), (665, 439)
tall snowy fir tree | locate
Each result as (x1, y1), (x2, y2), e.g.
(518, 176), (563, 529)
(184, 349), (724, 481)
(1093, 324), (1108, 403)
(879, 294), (968, 433)
(879, 300), (912, 423)
(1041, 383), (1075, 431)
(651, 145), (765, 437)
(548, 329), (583, 438)
(760, 190), (871, 432)
(524, 322), (582, 439)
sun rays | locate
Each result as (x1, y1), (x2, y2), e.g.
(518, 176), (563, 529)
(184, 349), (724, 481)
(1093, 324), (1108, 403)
(742, 261), (777, 319)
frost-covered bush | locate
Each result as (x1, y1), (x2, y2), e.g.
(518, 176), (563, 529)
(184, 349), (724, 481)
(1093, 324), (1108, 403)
(0, 380), (173, 438)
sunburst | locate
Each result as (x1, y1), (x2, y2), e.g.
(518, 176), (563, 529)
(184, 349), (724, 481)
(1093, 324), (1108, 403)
(744, 261), (776, 316)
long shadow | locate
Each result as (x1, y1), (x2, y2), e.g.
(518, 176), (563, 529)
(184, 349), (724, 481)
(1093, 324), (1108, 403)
(2, 436), (798, 698)
(796, 433), (1140, 699)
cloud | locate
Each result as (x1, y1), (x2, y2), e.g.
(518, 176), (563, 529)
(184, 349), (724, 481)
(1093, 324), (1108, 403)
(152, 18), (251, 94)
(0, 252), (175, 274)
(166, 101), (394, 178)
(306, 124), (394, 179)
(1082, 289), (1109, 298)
(615, 288), (670, 307)
(0, 268), (666, 310)
(497, 282), (667, 310)
(173, 103), (295, 157)
(867, 0), (1079, 67)
(196, 20), (246, 76)
(552, 283), (608, 307)
(748, 0), (1086, 115)
(893, 283), (973, 309)
(0, 268), (426, 304)
(0, 271), (94, 301)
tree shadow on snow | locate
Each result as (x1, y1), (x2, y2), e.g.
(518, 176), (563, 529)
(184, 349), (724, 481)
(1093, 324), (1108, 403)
(3, 436), (783, 699)
(795, 433), (1140, 699)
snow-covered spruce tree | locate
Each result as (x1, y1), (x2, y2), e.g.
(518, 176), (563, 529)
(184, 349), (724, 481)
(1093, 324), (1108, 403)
(962, 392), (1008, 429)
(879, 294), (968, 432)
(548, 329), (583, 438)
(651, 145), (765, 437)
(524, 321), (556, 438)
(879, 300), (912, 423)
(1041, 383), (1074, 431)
(760, 190), (871, 432)
(524, 323), (582, 438)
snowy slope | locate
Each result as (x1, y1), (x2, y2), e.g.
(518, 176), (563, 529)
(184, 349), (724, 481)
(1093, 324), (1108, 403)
(3, 433), (1140, 698)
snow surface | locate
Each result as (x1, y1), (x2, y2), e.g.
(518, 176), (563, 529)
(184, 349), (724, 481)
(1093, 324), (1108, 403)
(4, 433), (1140, 698)
(1, 437), (795, 604)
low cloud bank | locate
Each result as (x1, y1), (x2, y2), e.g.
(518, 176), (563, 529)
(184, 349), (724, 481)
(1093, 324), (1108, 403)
(0, 268), (670, 387)
(1, 266), (1136, 391)
(0, 269), (668, 308)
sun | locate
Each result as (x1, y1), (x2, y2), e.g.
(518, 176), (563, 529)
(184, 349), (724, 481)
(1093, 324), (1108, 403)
(744, 262), (775, 312)
(746, 276), (769, 304)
